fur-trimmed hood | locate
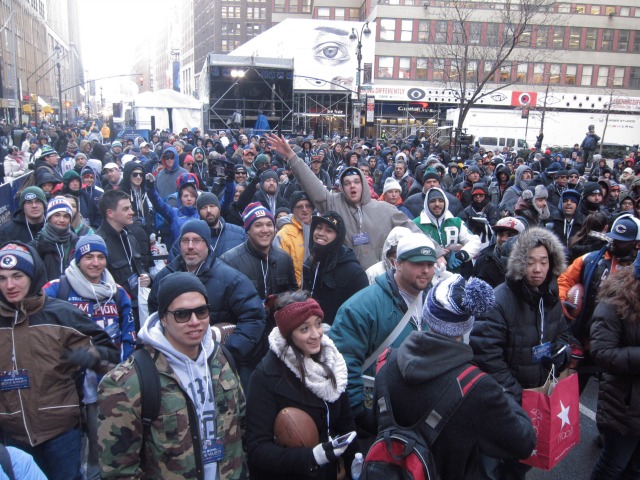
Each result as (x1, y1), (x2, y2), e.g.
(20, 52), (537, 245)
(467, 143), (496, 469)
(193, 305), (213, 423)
(506, 226), (566, 282)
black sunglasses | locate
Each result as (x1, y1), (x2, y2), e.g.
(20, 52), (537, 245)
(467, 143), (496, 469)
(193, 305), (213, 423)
(162, 154), (175, 160)
(166, 304), (210, 323)
(131, 172), (144, 178)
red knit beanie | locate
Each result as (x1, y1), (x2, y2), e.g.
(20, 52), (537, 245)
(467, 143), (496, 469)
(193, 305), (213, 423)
(274, 298), (324, 338)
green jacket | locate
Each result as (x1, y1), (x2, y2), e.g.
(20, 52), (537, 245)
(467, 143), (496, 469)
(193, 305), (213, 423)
(97, 343), (246, 480)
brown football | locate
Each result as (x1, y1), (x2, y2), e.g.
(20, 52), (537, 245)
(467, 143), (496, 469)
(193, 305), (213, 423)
(274, 407), (319, 448)
(564, 284), (585, 321)
(212, 322), (236, 344)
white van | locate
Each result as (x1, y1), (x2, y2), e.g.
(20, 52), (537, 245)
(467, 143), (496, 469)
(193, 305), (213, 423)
(477, 136), (528, 152)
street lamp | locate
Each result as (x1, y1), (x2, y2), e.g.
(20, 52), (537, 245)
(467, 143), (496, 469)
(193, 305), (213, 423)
(55, 45), (63, 124)
(349, 22), (371, 138)
(27, 44), (61, 132)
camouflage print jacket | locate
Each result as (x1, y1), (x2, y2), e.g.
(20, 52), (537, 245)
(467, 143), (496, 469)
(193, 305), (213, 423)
(97, 343), (246, 480)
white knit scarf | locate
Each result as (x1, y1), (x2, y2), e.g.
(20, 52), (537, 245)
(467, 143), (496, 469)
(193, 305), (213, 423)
(268, 328), (348, 403)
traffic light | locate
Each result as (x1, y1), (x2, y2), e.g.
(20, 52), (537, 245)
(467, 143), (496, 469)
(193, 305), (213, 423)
(64, 100), (72, 108)
(139, 76), (144, 87)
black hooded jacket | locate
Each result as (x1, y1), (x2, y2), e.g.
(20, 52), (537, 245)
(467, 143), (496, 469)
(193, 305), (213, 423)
(0, 209), (44, 244)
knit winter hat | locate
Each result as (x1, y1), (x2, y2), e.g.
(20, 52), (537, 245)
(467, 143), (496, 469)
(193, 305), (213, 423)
(521, 185), (548, 202)
(561, 189), (581, 205)
(46, 197), (73, 222)
(259, 169), (278, 185)
(422, 168), (441, 184)
(274, 298), (324, 338)
(422, 275), (495, 338)
(289, 191), (311, 210)
(383, 177), (402, 194)
(254, 154), (271, 169)
(466, 165), (481, 176)
(157, 271), (208, 318)
(20, 186), (47, 208)
(582, 182), (603, 198)
(196, 192), (219, 210)
(180, 219), (212, 245)
(74, 234), (108, 263)
(38, 145), (58, 159)
(242, 202), (275, 232)
(0, 243), (35, 279)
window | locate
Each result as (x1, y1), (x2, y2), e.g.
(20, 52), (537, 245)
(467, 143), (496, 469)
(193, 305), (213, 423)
(470, 23), (482, 44)
(613, 67), (624, 86)
(334, 8), (345, 20)
(576, 4), (585, 14)
(630, 67), (640, 88)
(418, 21), (429, 43)
(416, 58), (428, 80)
(377, 56), (394, 78)
(435, 21), (447, 43)
(601, 29), (614, 50)
(553, 27), (565, 48)
(518, 26), (532, 47)
(566, 65), (577, 84)
(536, 26), (548, 48)
(486, 24), (499, 46)
(557, 3), (571, 13)
(581, 65), (593, 86)
(516, 63), (528, 82)
(620, 7), (630, 16)
(484, 60), (494, 76)
(635, 32), (640, 52)
(274, 0), (285, 13)
(590, 5), (600, 15)
(533, 64), (544, 84)
(618, 31), (630, 51)
(605, 6), (616, 16)
(433, 59), (445, 81)
(399, 57), (411, 78)
(585, 28), (597, 49)
(597, 66), (609, 87)
(549, 64), (561, 83)
(466, 60), (478, 81)
(453, 22), (464, 44)
(290, 0), (299, 10)
(569, 27), (581, 49)
(349, 8), (359, 19)
(380, 19), (395, 41)
(500, 63), (511, 83)
(303, 0), (312, 13)
(317, 7), (330, 20)
(400, 20), (413, 42)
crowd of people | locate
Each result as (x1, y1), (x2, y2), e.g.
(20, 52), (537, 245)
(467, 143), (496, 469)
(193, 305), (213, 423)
(0, 118), (639, 480)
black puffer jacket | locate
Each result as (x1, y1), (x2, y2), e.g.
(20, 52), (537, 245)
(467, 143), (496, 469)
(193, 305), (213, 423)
(471, 227), (572, 402)
(148, 251), (266, 366)
(0, 210), (44, 244)
(590, 302), (640, 436)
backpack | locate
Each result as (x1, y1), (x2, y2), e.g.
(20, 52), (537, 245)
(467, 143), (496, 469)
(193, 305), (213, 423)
(361, 349), (485, 480)
(583, 135), (596, 151)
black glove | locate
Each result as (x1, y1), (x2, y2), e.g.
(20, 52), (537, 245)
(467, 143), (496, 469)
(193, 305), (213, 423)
(145, 173), (156, 191)
(223, 159), (236, 182)
(63, 348), (100, 370)
(540, 343), (570, 373)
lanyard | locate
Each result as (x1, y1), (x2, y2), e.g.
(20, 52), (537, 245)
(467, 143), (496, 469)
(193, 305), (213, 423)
(260, 257), (269, 296)
(310, 263), (320, 297)
(538, 297), (545, 344)
(187, 343), (216, 440)
(119, 231), (133, 268)
(210, 223), (224, 256)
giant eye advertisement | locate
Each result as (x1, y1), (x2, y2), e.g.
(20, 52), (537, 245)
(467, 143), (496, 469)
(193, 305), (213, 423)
(231, 19), (375, 94)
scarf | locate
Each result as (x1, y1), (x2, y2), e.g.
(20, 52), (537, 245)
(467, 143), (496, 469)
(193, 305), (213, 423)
(268, 327), (347, 403)
(42, 222), (71, 244)
(65, 259), (116, 301)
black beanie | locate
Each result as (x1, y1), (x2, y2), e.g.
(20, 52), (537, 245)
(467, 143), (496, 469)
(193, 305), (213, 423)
(157, 271), (208, 317)
(196, 192), (219, 210)
(260, 170), (278, 185)
(582, 182), (603, 198)
(289, 191), (311, 210)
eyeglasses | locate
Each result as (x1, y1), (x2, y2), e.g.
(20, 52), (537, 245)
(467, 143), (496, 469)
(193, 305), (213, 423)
(162, 155), (175, 160)
(180, 237), (206, 246)
(235, 171), (247, 176)
(131, 172), (144, 178)
(166, 304), (210, 323)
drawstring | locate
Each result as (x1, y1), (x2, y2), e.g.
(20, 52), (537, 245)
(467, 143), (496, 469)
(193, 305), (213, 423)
(538, 297), (545, 344)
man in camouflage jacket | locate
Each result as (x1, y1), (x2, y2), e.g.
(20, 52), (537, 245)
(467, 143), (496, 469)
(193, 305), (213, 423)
(97, 272), (246, 479)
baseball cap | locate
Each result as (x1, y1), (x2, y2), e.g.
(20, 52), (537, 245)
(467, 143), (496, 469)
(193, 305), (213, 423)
(396, 233), (437, 263)
(492, 217), (525, 234)
(607, 215), (640, 241)
(103, 162), (119, 171)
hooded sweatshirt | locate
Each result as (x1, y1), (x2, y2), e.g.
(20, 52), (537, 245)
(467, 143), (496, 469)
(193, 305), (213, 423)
(499, 165), (532, 214)
(138, 313), (218, 480)
(365, 226), (412, 284)
(156, 147), (188, 199)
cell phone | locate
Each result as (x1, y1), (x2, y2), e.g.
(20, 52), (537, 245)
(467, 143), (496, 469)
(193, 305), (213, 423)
(332, 431), (357, 448)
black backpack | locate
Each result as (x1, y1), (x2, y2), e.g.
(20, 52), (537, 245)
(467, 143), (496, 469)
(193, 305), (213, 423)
(0, 443), (15, 480)
(361, 349), (485, 480)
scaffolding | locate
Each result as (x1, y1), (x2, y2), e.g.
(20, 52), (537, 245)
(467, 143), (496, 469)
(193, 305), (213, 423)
(292, 92), (351, 139)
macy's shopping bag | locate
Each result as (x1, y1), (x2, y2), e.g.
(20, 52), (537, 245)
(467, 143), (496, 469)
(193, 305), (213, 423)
(521, 370), (580, 471)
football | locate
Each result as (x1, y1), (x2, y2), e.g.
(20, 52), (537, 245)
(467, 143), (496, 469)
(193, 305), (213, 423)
(274, 407), (319, 448)
(564, 284), (585, 321)
(211, 322), (236, 344)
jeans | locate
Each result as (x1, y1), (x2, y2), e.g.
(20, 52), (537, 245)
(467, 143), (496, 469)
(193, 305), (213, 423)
(8, 427), (82, 480)
(591, 427), (640, 479)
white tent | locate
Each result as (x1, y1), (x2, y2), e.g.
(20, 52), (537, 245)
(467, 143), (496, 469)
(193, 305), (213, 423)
(130, 89), (203, 131)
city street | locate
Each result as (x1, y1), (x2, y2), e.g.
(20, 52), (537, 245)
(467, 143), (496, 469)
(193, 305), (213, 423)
(527, 377), (600, 479)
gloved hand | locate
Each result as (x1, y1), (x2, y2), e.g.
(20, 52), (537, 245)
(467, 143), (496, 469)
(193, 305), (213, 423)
(63, 348), (100, 370)
(312, 440), (348, 466)
(447, 251), (465, 270)
(434, 261), (453, 282)
(223, 159), (236, 181)
(569, 338), (584, 369)
(145, 173), (156, 190)
(540, 343), (570, 373)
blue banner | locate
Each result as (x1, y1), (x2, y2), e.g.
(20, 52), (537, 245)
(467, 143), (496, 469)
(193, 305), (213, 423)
(116, 129), (150, 142)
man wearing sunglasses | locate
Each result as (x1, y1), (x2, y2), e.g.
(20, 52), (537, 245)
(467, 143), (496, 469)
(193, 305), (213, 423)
(156, 146), (188, 199)
(98, 271), (246, 479)
(149, 220), (265, 390)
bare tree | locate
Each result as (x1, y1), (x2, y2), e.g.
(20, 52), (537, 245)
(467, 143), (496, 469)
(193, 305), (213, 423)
(422, 0), (558, 133)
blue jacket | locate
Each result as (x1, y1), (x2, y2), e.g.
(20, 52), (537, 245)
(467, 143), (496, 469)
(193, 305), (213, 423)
(148, 251), (266, 366)
(328, 270), (428, 417)
(43, 279), (136, 361)
(146, 185), (199, 246)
